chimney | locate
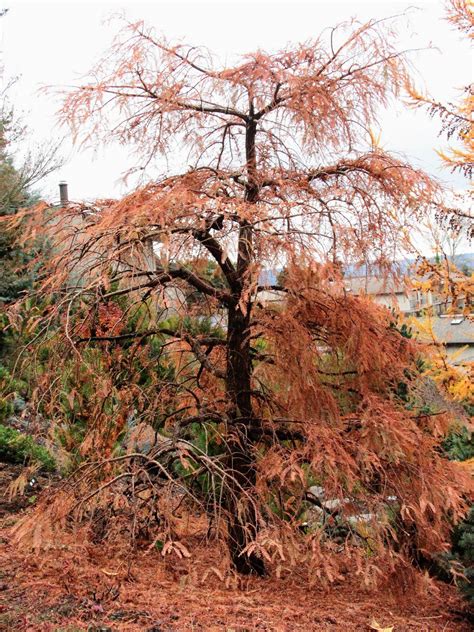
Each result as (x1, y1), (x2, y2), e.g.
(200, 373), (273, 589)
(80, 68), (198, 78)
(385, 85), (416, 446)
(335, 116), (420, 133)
(59, 181), (69, 207)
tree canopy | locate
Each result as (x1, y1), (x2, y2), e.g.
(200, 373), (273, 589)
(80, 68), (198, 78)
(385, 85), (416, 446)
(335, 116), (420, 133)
(9, 15), (471, 579)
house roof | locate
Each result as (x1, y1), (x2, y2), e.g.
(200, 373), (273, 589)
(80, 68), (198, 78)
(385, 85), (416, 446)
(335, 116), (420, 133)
(344, 275), (408, 296)
(417, 316), (474, 346)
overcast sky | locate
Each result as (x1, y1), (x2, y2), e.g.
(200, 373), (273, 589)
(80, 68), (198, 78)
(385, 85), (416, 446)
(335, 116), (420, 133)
(1, 0), (471, 229)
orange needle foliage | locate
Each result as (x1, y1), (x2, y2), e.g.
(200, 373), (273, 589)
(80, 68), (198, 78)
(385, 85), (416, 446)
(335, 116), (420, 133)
(9, 15), (471, 580)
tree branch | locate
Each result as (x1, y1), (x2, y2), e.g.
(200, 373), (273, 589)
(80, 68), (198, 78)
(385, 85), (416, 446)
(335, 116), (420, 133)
(77, 328), (226, 346)
(103, 265), (232, 305)
(192, 228), (238, 290)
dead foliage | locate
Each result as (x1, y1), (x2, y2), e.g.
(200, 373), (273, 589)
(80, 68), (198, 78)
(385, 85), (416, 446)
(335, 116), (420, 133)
(0, 474), (472, 632)
(3, 13), (472, 581)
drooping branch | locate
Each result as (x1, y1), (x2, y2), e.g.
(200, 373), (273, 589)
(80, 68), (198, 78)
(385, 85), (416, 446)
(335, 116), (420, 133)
(102, 265), (232, 305)
(77, 328), (226, 347)
(180, 331), (226, 379)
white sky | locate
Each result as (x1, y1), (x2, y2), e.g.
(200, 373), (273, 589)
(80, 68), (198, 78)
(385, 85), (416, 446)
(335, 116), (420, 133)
(1, 0), (472, 256)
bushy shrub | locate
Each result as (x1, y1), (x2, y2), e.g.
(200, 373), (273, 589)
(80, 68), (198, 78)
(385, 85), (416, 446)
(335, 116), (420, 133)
(452, 506), (474, 603)
(0, 423), (55, 471)
(0, 397), (14, 423)
(441, 425), (474, 603)
(0, 363), (27, 422)
(443, 426), (474, 462)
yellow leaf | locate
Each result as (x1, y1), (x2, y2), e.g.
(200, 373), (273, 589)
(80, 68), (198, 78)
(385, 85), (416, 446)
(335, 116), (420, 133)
(370, 619), (394, 632)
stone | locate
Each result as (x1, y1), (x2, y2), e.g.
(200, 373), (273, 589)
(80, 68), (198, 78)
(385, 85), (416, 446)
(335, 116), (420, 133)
(12, 397), (26, 413)
(307, 485), (324, 499)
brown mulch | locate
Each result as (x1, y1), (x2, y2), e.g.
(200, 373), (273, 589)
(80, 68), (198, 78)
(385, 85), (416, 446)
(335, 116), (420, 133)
(0, 463), (472, 632)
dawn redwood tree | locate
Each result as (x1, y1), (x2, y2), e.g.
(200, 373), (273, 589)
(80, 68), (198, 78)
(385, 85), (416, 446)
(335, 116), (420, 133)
(12, 16), (470, 577)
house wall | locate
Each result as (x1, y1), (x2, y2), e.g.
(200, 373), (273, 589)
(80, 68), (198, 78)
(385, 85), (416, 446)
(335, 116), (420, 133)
(45, 205), (187, 321)
(373, 290), (435, 315)
(372, 292), (411, 312)
(257, 289), (285, 306)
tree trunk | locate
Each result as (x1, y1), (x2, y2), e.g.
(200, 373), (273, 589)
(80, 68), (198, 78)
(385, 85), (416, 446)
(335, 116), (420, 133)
(223, 113), (265, 575)
(225, 303), (264, 575)
(226, 438), (265, 576)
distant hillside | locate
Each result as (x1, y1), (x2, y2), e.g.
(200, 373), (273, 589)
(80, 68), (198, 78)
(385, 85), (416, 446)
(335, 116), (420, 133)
(453, 252), (474, 271)
(345, 252), (474, 278)
(258, 253), (473, 285)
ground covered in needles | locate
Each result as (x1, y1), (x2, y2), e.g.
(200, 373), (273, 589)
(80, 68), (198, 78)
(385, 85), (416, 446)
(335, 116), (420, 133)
(0, 463), (471, 632)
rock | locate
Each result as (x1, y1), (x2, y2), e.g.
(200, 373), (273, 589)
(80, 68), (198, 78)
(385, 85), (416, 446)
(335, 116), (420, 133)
(125, 422), (169, 454)
(302, 505), (325, 529)
(347, 513), (374, 525)
(308, 485), (324, 499)
(12, 397), (26, 413)
(323, 498), (349, 511)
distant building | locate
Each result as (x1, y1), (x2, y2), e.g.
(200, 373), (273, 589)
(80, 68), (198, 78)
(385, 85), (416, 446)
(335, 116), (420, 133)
(344, 272), (471, 318)
(416, 315), (474, 366)
(48, 183), (185, 320)
(344, 276), (432, 315)
(344, 274), (473, 366)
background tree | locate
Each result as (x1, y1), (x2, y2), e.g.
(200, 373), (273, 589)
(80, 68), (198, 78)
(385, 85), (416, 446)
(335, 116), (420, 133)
(11, 16), (470, 577)
(408, 0), (473, 308)
(0, 9), (62, 366)
(0, 72), (62, 304)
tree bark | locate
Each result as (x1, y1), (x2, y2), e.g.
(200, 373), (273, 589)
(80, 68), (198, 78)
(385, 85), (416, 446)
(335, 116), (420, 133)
(224, 113), (265, 575)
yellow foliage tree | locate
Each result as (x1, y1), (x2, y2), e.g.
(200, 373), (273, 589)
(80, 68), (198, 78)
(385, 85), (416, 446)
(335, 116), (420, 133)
(407, 0), (473, 309)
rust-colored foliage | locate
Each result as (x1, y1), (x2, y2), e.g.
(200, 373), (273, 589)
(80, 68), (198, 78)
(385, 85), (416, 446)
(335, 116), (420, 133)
(7, 16), (471, 580)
